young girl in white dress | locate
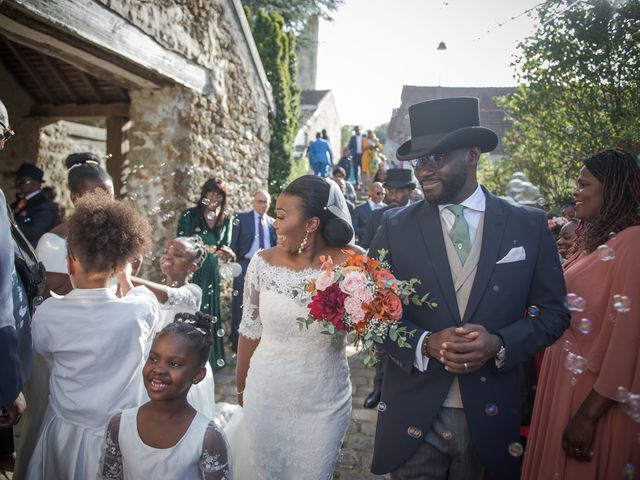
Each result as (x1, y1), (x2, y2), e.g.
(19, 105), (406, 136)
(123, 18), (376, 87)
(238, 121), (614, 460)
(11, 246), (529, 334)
(129, 236), (217, 419)
(98, 312), (231, 479)
(26, 192), (158, 480)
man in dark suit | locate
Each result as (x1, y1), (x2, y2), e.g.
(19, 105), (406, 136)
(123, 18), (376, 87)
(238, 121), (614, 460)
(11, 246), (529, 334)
(360, 169), (415, 250)
(352, 181), (385, 246)
(11, 163), (57, 247)
(348, 125), (363, 188)
(369, 97), (569, 479)
(229, 190), (276, 352)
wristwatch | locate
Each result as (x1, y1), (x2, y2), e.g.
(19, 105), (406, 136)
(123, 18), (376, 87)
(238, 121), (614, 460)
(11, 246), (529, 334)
(495, 344), (506, 369)
(421, 331), (433, 357)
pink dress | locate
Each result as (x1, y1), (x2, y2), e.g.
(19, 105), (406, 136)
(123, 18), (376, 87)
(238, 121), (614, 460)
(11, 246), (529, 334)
(522, 226), (640, 479)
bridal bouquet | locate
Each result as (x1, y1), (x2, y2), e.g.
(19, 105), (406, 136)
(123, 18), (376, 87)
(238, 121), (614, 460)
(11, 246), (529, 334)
(295, 249), (437, 366)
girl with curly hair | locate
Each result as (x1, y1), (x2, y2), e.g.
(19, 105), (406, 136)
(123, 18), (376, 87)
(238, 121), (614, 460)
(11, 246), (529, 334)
(129, 235), (216, 419)
(26, 192), (158, 480)
(177, 179), (236, 371)
(523, 149), (640, 479)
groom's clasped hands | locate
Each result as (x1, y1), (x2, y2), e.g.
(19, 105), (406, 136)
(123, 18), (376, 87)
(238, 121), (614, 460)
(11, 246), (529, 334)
(426, 324), (502, 374)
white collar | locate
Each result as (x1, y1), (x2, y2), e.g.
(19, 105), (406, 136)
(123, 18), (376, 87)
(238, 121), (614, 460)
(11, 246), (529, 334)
(253, 210), (266, 220)
(438, 184), (485, 213)
(25, 190), (42, 201)
(367, 198), (385, 210)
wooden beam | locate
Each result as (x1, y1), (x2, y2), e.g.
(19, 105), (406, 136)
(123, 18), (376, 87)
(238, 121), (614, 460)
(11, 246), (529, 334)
(40, 54), (80, 103)
(4, 0), (212, 94)
(77, 69), (102, 100)
(106, 116), (128, 198)
(4, 37), (57, 103)
(30, 102), (129, 118)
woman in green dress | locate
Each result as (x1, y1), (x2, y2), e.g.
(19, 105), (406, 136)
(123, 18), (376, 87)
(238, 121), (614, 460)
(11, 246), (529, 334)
(177, 178), (235, 371)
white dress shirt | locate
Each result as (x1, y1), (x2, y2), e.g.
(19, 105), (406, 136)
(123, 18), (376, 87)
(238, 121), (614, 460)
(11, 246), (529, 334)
(367, 198), (386, 211)
(414, 184), (486, 371)
(245, 210), (273, 259)
(355, 135), (362, 154)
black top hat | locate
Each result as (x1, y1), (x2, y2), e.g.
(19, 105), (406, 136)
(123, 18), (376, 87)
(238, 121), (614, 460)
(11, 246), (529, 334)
(383, 168), (416, 190)
(396, 97), (499, 161)
(15, 163), (45, 182)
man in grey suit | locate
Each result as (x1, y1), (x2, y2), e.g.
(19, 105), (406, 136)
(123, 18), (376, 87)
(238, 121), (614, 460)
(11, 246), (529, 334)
(369, 97), (569, 479)
(352, 181), (385, 246)
(229, 190), (276, 352)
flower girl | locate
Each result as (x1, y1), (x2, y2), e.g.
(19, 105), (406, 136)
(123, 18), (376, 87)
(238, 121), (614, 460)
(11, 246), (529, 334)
(26, 192), (157, 479)
(99, 312), (231, 479)
(130, 235), (216, 418)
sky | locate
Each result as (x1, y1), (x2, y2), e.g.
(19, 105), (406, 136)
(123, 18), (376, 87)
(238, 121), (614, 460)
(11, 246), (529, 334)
(316, 0), (543, 128)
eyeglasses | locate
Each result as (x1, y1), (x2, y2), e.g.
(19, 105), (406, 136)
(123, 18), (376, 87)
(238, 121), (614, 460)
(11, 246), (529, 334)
(409, 153), (446, 170)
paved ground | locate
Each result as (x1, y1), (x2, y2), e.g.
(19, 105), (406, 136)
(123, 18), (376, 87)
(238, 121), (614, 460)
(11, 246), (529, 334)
(215, 344), (390, 480)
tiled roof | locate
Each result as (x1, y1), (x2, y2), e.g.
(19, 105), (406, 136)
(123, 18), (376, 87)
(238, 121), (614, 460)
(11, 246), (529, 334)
(300, 89), (330, 106)
(387, 85), (515, 155)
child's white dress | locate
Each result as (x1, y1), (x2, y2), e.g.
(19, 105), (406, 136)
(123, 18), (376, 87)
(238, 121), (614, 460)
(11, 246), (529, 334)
(99, 406), (231, 479)
(159, 283), (217, 419)
(26, 286), (159, 480)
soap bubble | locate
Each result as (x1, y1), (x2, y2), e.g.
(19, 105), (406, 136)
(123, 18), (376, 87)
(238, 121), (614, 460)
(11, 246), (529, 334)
(613, 295), (631, 313)
(564, 293), (586, 312)
(206, 211), (216, 221)
(480, 376), (487, 383)
(536, 197), (546, 206)
(442, 431), (453, 441)
(508, 442), (524, 457)
(233, 217), (240, 226)
(201, 198), (210, 206)
(622, 394), (640, 423)
(528, 305), (540, 317)
(216, 329), (225, 337)
(576, 318), (592, 335)
(616, 386), (630, 403)
(564, 352), (587, 375)
(229, 262), (243, 277)
(492, 284), (500, 292)
(220, 265), (233, 280)
(216, 359), (225, 367)
(233, 290), (239, 297)
(377, 402), (387, 412)
(563, 340), (572, 352)
(596, 244), (615, 261)
(212, 316), (218, 324)
(570, 377), (577, 387)
(564, 125), (575, 134)
(485, 404), (499, 416)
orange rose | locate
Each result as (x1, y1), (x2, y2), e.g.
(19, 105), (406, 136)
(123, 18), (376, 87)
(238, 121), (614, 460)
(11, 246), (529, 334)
(373, 270), (396, 288)
(383, 292), (403, 321)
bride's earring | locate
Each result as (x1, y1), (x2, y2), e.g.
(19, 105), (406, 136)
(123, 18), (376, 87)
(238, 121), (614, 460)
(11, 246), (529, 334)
(298, 230), (309, 254)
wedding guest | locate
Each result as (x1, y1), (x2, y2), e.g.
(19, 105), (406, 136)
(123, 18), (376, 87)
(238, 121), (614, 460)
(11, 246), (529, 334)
(556, 218), (578, 260)
(348, 126), (363, 188)
(177, 179), (235, 371)
(26, 191), (157, 479)
(352, 181), (385, 246)
(11, 163), (57, 247)
(361, 130), (382, 190)
(332, 166), (357, 203)
(129, 235), (216, 420)
(523, 149), (640, 479)
(337, 147), (353, 182)
(308, 132), (334, 177)
(98, 313), (231, 479)
(229, 190), (276, 353)
(36, 153), (114, 298)
(562, 201), (576, 220)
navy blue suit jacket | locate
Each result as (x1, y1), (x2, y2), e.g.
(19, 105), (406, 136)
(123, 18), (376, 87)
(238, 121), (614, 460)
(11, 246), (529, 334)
(369, 189), (569, 478)
(11, 191), (57, 247)
(352, 201), (373, 245)
(230, 210), (276, 261)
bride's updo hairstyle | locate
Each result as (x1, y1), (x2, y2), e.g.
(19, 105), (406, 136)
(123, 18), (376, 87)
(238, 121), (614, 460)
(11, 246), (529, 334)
(282, 175), (353, 247)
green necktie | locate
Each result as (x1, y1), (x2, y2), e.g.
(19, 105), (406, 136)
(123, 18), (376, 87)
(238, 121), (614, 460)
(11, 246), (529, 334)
(447, 205), (471, 264)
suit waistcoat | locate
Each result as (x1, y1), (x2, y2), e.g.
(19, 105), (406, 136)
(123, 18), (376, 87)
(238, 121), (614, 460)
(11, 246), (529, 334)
(439, 211), (485, 408)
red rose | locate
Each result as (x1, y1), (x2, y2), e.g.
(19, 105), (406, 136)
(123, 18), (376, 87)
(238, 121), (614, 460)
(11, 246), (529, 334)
(382, 291), (403, 321)
(309, 283), (348, 330)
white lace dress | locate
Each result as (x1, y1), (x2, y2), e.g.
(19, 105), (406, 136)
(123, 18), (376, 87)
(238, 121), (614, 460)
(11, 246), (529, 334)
(236, 254), (352, 479)
(99, 407), (231, 479)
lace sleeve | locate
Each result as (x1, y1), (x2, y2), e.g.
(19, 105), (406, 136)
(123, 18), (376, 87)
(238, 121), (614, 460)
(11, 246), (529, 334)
(98, 413), (123, 480)
(166, 283), (202, 310)
(237, 255), (262, 340)
(200, 421), (232, 480)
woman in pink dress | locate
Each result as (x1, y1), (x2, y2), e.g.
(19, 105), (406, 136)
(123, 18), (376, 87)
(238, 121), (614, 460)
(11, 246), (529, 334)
(523, 149), (640, 479)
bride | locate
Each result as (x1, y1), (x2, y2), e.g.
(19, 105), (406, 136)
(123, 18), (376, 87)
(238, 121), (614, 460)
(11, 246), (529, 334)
(234, 175), (362, 479)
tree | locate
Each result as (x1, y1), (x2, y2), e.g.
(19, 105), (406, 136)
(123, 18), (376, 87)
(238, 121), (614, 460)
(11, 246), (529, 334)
(498, 0), (640, 205)
(242, 0), (343, 34)
(246, 8), (300, 198)
(374, 122), (388, 145)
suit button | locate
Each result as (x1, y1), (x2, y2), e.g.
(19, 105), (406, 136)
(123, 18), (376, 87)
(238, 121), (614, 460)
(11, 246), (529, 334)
(407, 426), (422, 438)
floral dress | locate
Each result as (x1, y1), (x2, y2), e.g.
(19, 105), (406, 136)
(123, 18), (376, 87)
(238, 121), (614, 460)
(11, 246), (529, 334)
(177, 208), (232, 371)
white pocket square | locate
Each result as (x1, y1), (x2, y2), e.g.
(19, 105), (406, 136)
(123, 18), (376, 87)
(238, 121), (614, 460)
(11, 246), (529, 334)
(496, 246), (526, 264)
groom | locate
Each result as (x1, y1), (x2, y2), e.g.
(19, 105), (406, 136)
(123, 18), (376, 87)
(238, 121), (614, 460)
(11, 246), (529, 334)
(369, 97), (569, 479)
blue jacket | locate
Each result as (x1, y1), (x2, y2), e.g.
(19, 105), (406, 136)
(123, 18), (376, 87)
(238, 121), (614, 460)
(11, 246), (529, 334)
(308, 138), (334, 166)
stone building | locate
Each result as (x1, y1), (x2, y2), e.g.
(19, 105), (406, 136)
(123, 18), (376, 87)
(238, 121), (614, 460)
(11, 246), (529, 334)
(0, 0), (272, 263)
(385, 85), (515, 163)
(294, 89), (341, 163)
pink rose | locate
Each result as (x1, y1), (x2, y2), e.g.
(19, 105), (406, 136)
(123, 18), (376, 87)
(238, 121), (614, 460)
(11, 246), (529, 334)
(315, 270), (336, 291)
(345, 296), (366, 324)
(340, 271), (367, 295)
(353, 286), (374, 303)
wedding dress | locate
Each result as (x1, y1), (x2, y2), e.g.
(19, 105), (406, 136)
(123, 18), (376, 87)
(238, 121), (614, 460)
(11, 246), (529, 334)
(233, 253), (352, 479)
